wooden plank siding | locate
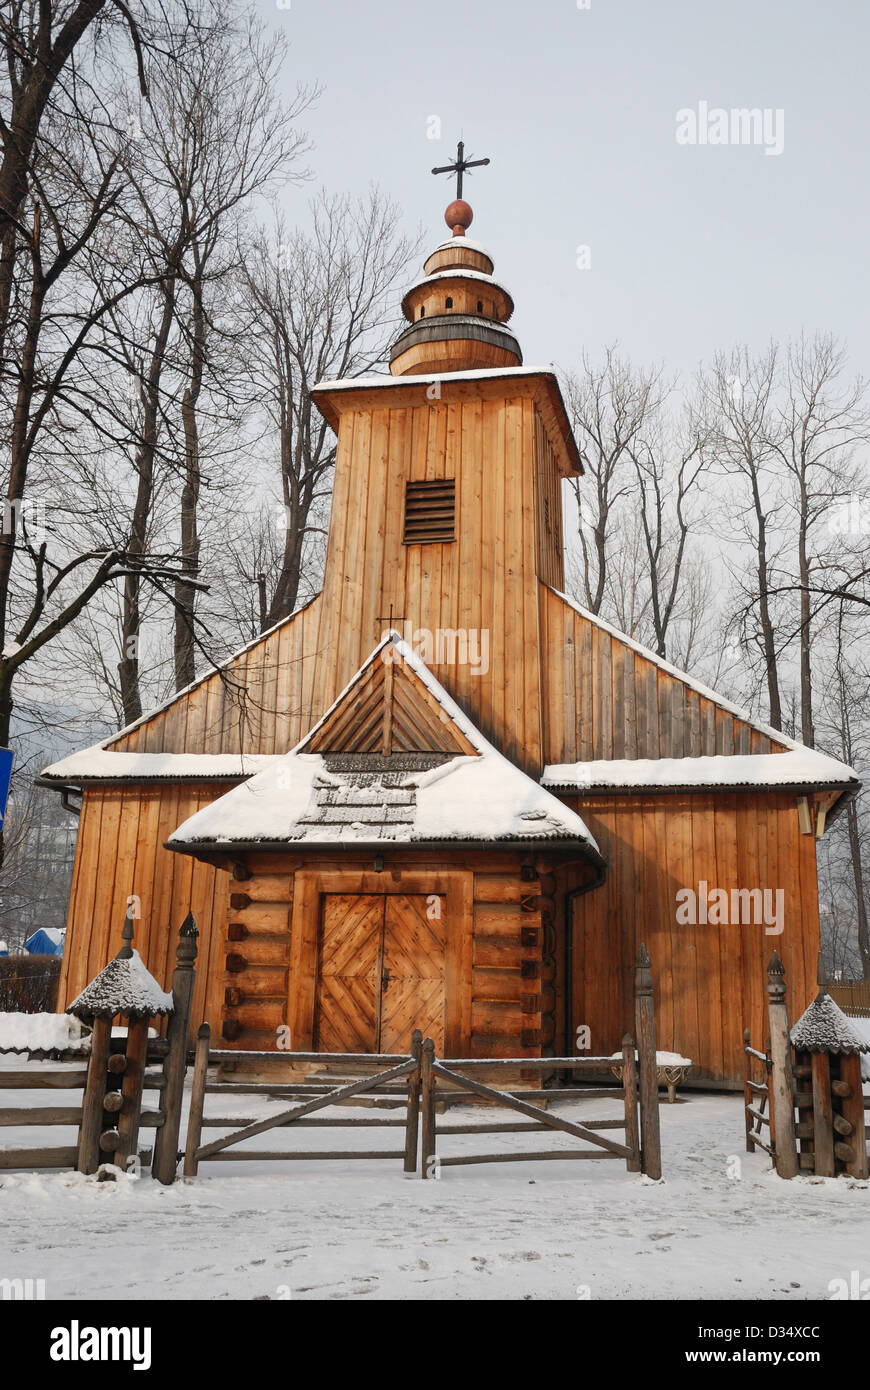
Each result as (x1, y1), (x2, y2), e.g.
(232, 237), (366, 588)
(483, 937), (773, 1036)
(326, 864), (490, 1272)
(539, 586), (786, 763)
(58, 784), (233, 1034)
(565, 792), (820, 1086)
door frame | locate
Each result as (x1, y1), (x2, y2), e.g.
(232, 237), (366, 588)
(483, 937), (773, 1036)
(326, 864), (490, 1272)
(288, 868), (473, 1054)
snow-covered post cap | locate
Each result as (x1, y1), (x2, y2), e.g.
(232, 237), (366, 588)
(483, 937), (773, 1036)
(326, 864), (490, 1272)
(789, 952), (870, 1056)
(66, 907), (174, 1020)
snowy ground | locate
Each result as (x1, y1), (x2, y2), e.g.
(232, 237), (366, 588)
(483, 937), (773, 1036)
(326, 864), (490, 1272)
(2, 1063), (869, 1301)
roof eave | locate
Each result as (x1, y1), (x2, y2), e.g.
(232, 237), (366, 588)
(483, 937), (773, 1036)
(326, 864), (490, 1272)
(310, 368), (583, 477)
(166, 835), (606, 867)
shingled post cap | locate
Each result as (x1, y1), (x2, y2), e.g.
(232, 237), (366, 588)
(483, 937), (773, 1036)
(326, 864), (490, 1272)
(65, 911), (174, 1021)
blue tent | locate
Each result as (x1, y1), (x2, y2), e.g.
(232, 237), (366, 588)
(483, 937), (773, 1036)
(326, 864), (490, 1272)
(23, 928), (65, 956)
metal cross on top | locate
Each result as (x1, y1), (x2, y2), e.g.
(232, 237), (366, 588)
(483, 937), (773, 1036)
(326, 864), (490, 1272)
(431, 140), (490, 200)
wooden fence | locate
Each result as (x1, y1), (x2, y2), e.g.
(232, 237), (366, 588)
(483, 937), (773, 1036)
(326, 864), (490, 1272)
(182, 1029), (658, 1179)
(742, 1029), (774, 1159)
(0, 1037), (167, 1173)
(829, 980), (870, 1017)
(181, 945), (662, 1181)
(1, 932), (664, 1182)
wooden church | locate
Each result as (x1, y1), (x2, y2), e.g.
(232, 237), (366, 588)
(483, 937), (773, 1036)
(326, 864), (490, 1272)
(42, 160), (859, 1087)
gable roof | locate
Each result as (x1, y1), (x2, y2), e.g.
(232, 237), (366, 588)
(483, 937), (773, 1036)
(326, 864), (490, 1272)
(549, 587), (858, 793)
(168, 632), (602, 859)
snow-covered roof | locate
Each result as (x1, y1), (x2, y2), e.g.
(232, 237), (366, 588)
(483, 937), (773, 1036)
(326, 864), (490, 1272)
(40, 750), (280, 784)
(542, 751), (857, 793)
(67, 914), (174, 1020)
(790, 991), (870, 1055)
(402, 268), (514, 319)
(426, 236), (493, 259)
(169, 632), (602, 858)
(312, 364), (563, 394)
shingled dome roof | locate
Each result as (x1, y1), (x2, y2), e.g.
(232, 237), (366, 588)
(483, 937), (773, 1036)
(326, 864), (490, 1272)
(790, 991), (870, 1055)
(66, 911), (173, 1020)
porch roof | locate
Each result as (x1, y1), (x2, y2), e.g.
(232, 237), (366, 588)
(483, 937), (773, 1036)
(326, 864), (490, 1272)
(167, 632), (602, 859)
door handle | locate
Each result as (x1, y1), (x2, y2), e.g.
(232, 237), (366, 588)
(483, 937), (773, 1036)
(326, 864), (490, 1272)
(381, 967), (391, 992)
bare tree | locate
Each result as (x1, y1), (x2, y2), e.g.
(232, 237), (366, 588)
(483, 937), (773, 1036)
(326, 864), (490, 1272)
(563, 346), (665, 616)
(767, 333), (870, 747)
(238, 189), (417, 627)
(703, 345), (786, 731)
(109, 7), (314, 715)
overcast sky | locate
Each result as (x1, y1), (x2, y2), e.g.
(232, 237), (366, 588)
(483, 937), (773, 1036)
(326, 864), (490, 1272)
(259, 0), (870, 381)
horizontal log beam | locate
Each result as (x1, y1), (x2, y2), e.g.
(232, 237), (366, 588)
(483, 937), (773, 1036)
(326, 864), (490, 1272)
(0, 1106), (82, 1126)
(201, 1149), (407, 1162)
(0, 1146), (79, 1169)
(0, 1069), (88, 1088)
(438, 1150), (620, 1165)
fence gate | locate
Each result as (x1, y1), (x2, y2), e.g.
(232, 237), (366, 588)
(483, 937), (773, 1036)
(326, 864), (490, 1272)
(183, 1026), (424, 1175)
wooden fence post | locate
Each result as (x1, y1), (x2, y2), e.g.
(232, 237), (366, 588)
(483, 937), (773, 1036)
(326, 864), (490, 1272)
(766, 950), (798, 1179)
(742, 1028), (755, 1153)
(837, 1054), (869, 1180)
(113, 1015), (149, 1172)
(634, 943), (662, 1180)
(183, 1023), (211, 1179)
(621, 1033), (641, 1172)
(77, 1016), (111, 1174)
(404, 1029), (423, 1176)
(152, 913), (199, 1185)
(420, 1037), (436, 1180)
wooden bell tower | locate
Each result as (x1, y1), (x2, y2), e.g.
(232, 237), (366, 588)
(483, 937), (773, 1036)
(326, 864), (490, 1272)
(309, 179), (583, 776)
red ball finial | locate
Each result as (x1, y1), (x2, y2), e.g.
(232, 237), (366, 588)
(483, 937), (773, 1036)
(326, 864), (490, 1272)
(445, 199), (473, 237)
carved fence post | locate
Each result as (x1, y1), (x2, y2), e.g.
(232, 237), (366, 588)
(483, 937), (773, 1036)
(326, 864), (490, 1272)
(766, 950), (798, 1179)
(153, 913), (199, 1185)
(634, 943), (662, 1180)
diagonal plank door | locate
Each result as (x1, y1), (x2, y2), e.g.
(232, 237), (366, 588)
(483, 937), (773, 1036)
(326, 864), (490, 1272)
(314, 895), (384, 1052)
(379, 895), (446, 1053)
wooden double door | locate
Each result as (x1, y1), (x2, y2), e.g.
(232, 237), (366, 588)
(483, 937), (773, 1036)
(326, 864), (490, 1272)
(314, 893), (446, 1054)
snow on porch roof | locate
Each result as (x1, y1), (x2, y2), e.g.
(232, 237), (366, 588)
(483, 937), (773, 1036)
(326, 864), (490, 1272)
(167, 632), (602, 858)
(542, 751), (858, 794)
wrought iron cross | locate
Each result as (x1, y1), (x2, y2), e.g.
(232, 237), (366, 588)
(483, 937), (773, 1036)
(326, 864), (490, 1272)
(431, 140), (490, 200)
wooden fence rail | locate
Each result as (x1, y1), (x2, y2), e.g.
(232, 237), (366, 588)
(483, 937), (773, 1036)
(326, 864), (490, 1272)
(0, 1038), (166, 1173)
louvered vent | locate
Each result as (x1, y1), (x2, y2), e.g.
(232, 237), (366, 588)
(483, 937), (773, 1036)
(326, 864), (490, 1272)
(403, 479), (456, 544)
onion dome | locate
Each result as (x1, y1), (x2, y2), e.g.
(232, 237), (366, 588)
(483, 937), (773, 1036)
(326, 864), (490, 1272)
(390, 199), (522, 377)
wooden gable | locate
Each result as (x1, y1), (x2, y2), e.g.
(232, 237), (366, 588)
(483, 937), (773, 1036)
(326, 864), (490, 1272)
(305, 646), (478, 758)
(541, 585), (792, 764)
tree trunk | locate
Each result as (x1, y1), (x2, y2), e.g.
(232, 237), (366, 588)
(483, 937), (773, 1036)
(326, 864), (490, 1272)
(174, 282), (205, 689)
(846, 799), (870, 979)
(118, 275), (177, 725)
(797, 486), (814, 747)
